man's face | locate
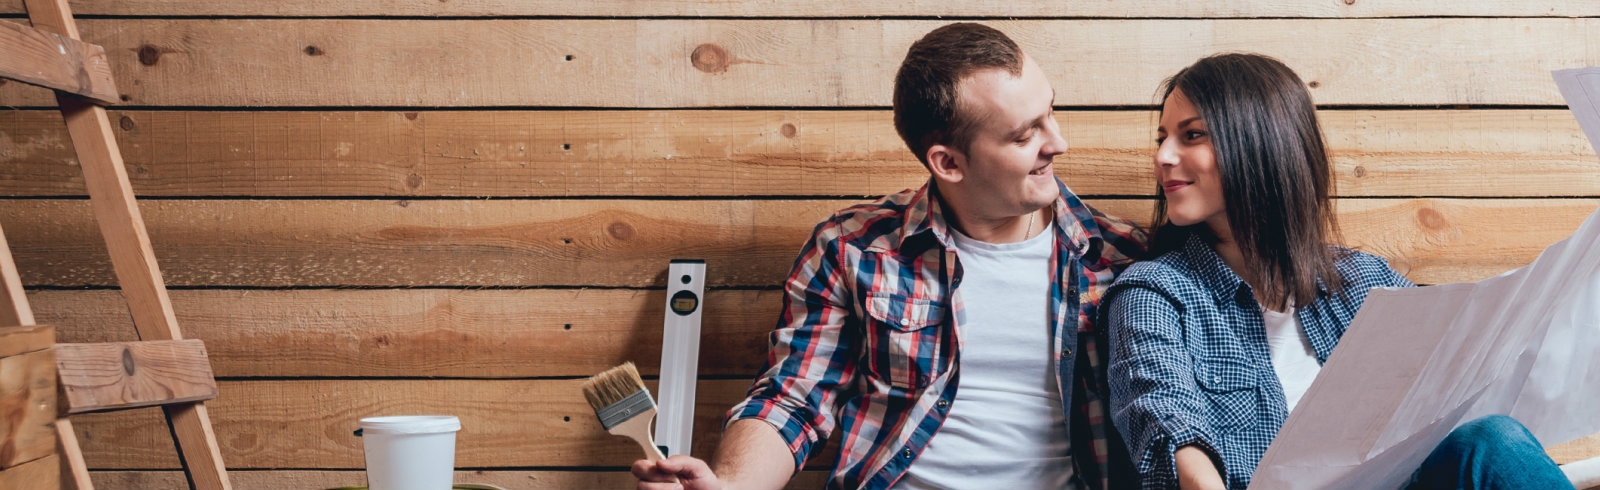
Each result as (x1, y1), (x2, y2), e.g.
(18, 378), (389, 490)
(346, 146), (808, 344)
(947, 54), (1066, 220)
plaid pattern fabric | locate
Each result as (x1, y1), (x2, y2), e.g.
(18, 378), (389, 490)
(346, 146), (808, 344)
(727, 178), (1146, 490)
(1103, 234), (1413, 489)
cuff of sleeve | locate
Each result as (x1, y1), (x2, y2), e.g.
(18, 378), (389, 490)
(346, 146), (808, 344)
(1156, 412), (1227, 485)
(726, 399), (822, 471)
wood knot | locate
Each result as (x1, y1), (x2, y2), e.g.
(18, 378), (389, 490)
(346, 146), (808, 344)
(396, 199), (410, 208)
(780, 123), (797, 138)
(691, 43), (731, 74)
(1416, 207), (1448, 231)
(305, 45), (325, 56)
(119, 115), (137, 131)
(1343, 0), (1356, 5)
(403, 112), (419, 121)
(137, 45), (161, 66)
(608, 222), (635, 240)
(121, 348), (135, 376)
(406, 174), (423, 189)
(1352, 166), (1366, 178)
(1307, 81), (1321, 89)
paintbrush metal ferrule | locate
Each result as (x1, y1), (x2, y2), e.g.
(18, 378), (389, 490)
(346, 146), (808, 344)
(597, 389), (656, 430)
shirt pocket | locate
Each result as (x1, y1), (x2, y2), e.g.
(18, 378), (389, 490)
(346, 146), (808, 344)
(862, 291), (947, 392)
(1194, 355), (1259, 431)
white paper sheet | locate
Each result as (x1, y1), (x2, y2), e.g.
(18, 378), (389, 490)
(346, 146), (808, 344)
(1248, 68), (1600, 490)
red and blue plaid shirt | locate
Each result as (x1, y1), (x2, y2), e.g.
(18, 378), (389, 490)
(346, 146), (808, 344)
(728, 178), (1147, 490)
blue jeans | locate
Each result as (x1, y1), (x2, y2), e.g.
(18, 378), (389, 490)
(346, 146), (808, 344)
(1405, 415), (1574, 490)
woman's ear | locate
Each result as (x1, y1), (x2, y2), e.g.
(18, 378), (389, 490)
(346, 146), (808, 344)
(926, 144), (965, 184)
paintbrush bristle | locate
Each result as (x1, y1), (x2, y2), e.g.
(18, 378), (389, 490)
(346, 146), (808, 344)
(581, 362), (648, 412)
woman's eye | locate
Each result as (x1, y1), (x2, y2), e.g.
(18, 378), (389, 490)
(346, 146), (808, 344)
(1186, 130), (1207, 140)
(1154, 136), (1166, 145)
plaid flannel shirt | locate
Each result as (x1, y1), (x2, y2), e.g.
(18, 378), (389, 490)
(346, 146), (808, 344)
(727, 178), (1147, 490)
(1103, 233), (1413, 489)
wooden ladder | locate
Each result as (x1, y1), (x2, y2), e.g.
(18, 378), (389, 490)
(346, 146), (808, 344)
(0, 1), (231, 489)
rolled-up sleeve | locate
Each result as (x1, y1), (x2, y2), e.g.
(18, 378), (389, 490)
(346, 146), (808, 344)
(726, 217), (858, 471)
(1106, 284), (1227, 489)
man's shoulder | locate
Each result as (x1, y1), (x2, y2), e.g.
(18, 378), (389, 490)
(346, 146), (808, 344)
(809, 187), (921, 247)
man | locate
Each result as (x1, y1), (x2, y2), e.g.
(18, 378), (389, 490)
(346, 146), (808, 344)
(634, 23), (1145, 490)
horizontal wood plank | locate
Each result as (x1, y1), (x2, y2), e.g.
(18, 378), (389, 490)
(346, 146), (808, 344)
(0, 324), (52, 358)
(2, 109), (1595, 198)
(0, 349), (57, 469)
(29, 289), (783, 378)
(67, 379), (840, 470)
(0, 453), (57, 489)
(92, 469), (831, 490)
(3, 0), (1598, 18)
(0, 20), (117, 104)
(4, 198), (1595, 288)
(54, 340), (217, 414)
(0, 19), (1595, 107)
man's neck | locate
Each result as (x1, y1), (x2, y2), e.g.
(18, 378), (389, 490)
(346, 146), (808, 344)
(950, 206), (1050, 244)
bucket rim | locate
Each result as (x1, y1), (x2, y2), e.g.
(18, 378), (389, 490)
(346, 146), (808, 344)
(358, 415), (461, 434)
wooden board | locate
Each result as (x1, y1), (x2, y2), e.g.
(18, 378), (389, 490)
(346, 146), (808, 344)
(0, 19), (1596, 107)
(1550, 432), (1600, 465)
(3, 0), (1598, 18)
(91, 469), (831, 490)
(2, 198), (1594, 287)
(0, 349), (57, 469)
(0, 324), (51, 358)
(64, 379), (842, 470)
(0, 20), (117, 104)
(0, 453), (58, 490)
(2, 109), (1595, 198)
(54, 340), (217, 414)
(29, 289), (783, 378)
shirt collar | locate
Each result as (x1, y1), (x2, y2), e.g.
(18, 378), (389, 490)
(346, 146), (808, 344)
(883, 177), (1101, 258)
(1176, 231), (1330, 306)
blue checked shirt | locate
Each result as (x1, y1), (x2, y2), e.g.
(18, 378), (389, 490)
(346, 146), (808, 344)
(1102, 233), (1413, 489)
(727, 178), (1147, 490)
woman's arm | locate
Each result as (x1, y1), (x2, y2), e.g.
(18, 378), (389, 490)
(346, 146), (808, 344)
(1107, 284), (1228, 489)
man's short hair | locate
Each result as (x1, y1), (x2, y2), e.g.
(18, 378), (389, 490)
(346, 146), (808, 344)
(892, 23), (1024, 166)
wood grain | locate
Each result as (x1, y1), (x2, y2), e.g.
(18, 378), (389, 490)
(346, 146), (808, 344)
(0, 324), (51, 358)
(64, 379), (836, 470)
(1550, 431), (1600, 465)
(2, 198), (1594, 287)
(0, 20), (117, 104)
(90, 469), (832, 490)
(0, 227), (35, 327)
(29, 289), (784, 378)
(2, 109), (1594, 198)
(0, 349), (57, 469)
(3, 0), (1597, 18)
(0, 19), (1595, 107)
(54, 340), (217, 414)
(0, 453), (58, 490)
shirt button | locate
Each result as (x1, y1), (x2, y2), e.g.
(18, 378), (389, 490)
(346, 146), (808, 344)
(902, 447), (915, 459)
(1062, 349), (1074, 359)
(936, 399), (949, 410)
(1213, 375), (1221, 384)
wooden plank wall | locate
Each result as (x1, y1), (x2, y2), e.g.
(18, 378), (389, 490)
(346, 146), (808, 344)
(1, 1), (1598, 488)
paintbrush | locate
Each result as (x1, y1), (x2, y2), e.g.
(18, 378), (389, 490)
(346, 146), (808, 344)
(581, 362), (669, 462)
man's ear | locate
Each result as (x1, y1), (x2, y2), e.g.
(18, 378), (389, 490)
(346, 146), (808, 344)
(926, 144), (965, 184)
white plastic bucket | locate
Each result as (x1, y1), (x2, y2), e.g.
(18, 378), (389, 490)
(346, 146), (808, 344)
(359, 415), (461, 490)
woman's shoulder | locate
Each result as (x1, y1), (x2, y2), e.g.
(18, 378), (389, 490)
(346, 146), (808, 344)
(1112, 248), (1207, 293)
(1332, 247), (1413, 289)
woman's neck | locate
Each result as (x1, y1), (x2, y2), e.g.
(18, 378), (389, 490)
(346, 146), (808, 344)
(1208, 219), (1278, 310)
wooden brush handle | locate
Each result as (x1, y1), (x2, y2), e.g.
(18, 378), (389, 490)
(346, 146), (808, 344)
(607, 407), (669, 462)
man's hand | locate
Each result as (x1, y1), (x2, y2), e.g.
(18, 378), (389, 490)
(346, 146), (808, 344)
(633, 455), (723, 490)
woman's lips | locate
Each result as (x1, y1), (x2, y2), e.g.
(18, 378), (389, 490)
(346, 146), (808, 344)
(1162, 180), (1191, 193)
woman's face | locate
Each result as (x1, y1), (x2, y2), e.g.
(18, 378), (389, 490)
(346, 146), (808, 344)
(1155, 89), (1227, 231)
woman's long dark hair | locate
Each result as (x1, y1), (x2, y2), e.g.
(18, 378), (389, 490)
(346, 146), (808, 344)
(1149, 53), (1345, 310)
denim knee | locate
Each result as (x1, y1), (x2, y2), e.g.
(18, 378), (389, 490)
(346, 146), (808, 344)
(1438, 415), (1541, 455)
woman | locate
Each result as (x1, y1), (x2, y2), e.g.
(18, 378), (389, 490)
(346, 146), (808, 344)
(1102, 53), (1572, 490)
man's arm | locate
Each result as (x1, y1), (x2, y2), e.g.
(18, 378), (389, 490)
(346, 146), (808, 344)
(632, 420), (794, 490)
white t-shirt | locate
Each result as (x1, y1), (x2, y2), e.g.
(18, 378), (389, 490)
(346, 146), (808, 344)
(894, 223), (1076, 489)
(1260, 305), (1322, 412)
